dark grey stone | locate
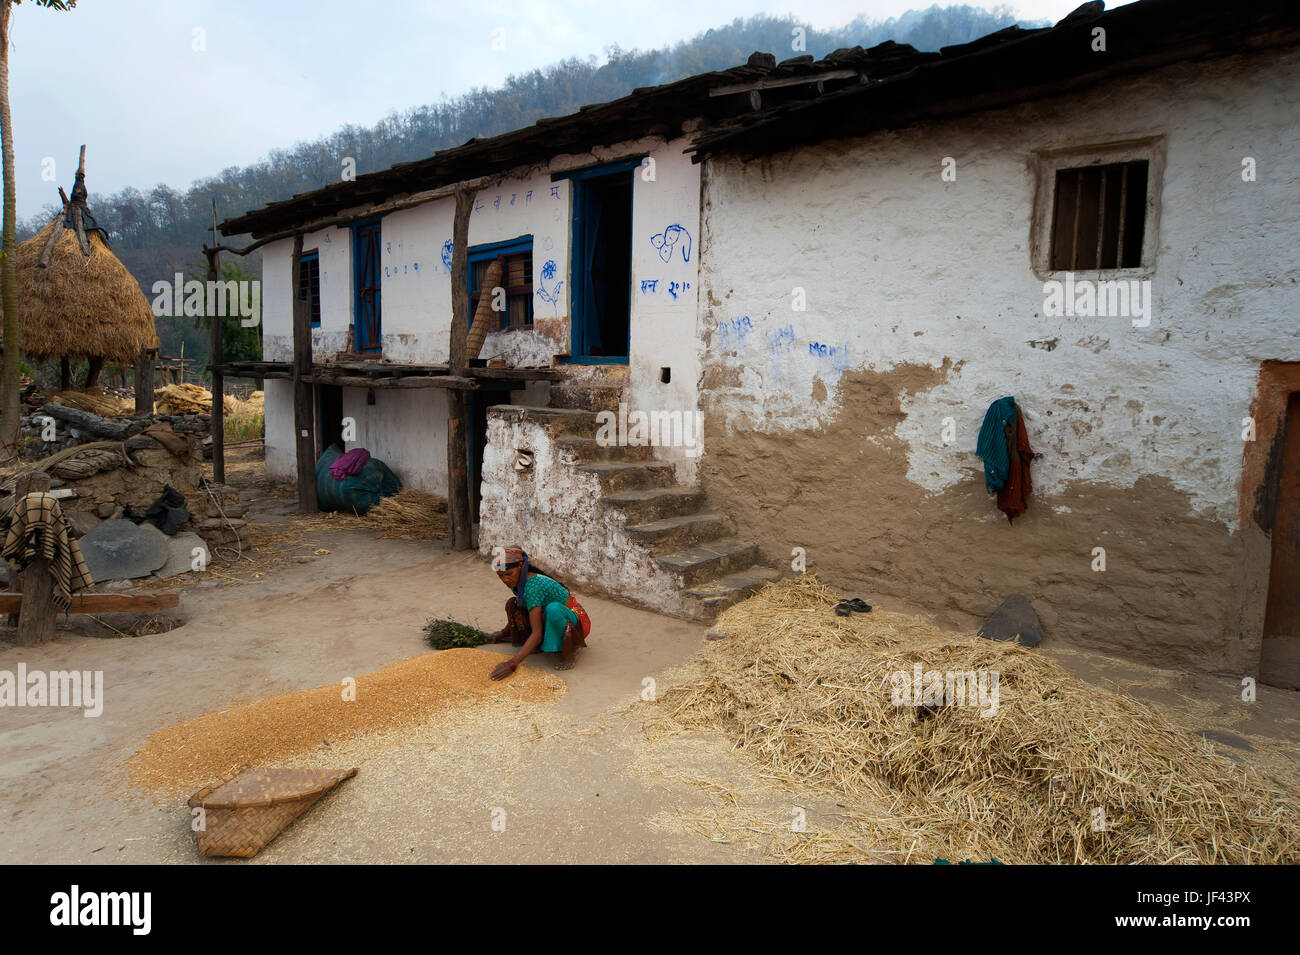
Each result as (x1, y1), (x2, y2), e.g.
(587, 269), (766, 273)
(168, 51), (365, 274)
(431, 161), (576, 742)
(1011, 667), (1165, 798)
(978, 594), (1044, 648)
(77, 519), (169, 583)
(154, 532), (208, 578)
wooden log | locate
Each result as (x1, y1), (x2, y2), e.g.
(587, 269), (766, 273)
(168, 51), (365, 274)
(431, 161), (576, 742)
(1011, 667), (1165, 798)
(71, 204), (91, 257)
(135, 348), (156, 414)
(290, 233), (317, 514)
(207, 246), (225, 484)
(36, 210), (64, 268)
(446, 186), (477, 550)
(10, 472), (53, 645)
(38, 403), (143, 440)
(0, 592), (179, 615)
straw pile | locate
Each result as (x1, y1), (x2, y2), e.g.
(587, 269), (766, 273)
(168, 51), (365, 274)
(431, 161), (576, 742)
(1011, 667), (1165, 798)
(44, 388), (133, 417)
(126, 648), (564, 793)
(652, 575), (1300, 864)
(155, 382), (232, 415)
(301, 488), (448, 541)
(14, 217), (159, 362)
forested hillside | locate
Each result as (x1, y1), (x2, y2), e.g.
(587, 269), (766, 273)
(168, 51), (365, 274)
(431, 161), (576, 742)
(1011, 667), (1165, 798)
(17, 4), (1041, 364)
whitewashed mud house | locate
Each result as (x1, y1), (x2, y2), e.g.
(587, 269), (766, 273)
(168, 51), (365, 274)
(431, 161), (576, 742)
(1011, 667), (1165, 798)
(218, 0), (1300, 685)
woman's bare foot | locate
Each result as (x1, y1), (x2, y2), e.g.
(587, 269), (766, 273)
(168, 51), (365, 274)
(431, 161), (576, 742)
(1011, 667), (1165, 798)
(556, 624), (579, 670)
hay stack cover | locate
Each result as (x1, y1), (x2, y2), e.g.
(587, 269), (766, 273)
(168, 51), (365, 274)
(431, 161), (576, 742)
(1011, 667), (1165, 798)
(12, 148), (159, 363)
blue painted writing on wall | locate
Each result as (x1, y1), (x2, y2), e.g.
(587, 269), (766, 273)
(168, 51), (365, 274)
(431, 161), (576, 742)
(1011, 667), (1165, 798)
(441, 240), (454, 272)
(717, 315), (754, 345)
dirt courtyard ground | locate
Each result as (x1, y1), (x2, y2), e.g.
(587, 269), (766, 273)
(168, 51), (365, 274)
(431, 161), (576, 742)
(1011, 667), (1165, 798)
(1, 452), (1297, 864)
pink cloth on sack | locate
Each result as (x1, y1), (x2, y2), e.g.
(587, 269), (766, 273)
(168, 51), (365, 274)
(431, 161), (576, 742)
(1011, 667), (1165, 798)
(329, 448), (371, 481)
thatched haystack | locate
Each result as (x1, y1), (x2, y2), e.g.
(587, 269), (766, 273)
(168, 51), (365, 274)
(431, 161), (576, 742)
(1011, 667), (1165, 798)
(12, 148), (158, 375)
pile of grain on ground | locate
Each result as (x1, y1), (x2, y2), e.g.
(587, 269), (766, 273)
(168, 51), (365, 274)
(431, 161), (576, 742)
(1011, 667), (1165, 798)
(45, 388), (134, 417)
(301, 488), (447, 541)
(649, 574), (1300, 864)
(126, 648), (565, 793)
(156, 382), (232, 415)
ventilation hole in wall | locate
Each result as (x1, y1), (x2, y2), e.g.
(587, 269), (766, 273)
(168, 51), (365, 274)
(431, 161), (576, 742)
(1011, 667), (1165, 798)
(660, 367), (671, 384)
(367, 388), (376, 406)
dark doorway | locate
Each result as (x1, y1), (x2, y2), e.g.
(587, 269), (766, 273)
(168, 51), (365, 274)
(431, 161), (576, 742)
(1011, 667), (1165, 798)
(316, 384), (344, 456)
(571, 171), (632, 360)
(353, 220), (382, 353)
(1262, 392), (1300, 688)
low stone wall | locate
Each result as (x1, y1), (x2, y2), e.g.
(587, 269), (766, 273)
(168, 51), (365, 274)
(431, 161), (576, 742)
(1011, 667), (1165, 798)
(477, 405), (690, 617)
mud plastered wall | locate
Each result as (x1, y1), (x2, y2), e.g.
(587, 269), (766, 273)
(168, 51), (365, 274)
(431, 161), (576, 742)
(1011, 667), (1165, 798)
(696, 50), (1300, 673)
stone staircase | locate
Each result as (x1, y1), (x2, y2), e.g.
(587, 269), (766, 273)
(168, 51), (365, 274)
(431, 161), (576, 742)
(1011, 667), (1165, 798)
(480, 384), (774, 623)
(519, 382), (781, 620)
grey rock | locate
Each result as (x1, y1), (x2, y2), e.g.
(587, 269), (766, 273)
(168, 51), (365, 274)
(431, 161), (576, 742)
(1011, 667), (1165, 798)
(705, 628), (729, 641)
(154, 532), (209, 578)
(66, 510), (102, 539)
(978, 594), (1043, 648)
(78, 519), (170, 583)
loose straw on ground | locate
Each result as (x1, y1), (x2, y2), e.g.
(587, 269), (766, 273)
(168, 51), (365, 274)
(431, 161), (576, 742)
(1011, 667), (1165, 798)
(645, 575), (1300, 865)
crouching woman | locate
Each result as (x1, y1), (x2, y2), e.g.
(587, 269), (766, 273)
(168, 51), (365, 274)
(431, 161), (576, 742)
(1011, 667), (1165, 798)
(490, 545), (590, 680)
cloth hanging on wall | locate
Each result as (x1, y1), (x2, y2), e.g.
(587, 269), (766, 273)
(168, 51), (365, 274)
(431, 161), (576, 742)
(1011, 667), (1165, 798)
(975, 396), (1035, 523)
(976, 396), (1019, 493)
(996, 409), (1035, 523)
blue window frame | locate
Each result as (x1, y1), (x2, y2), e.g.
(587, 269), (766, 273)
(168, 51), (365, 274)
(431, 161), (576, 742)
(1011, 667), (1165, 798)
(468, 235), (533, 331)
(298, 250), (321, 328)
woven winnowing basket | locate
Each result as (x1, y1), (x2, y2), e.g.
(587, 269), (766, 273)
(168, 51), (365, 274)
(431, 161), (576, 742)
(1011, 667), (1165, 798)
(465, 256), (505, 361)
(188, 767), (358, 858)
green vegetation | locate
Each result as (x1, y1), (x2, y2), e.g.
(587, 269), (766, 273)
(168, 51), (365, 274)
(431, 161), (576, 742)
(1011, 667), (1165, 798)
(423, 619), (492, 651)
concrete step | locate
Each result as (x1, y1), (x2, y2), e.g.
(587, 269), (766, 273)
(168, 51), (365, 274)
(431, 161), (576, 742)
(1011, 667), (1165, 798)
(554, 436), (657, 464)
(491, 405), (600, 438)
(601, 486), (706, 524)
(624, 511), (736, 551)
(576, 461), (677, 493)
(681, 566), (783, 619)
(548, 383), (624, 413)
(654, 538), (762, 587)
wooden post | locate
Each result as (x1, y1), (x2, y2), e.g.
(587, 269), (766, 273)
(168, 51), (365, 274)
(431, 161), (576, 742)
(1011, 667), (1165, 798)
(84, 355), (104, 389)
(134, 347), (156, 415)
(291, 233), (317, 513)
(11, 471), (55, 645)
(446, 187), (476, 549)
(206, 244), (225, 484)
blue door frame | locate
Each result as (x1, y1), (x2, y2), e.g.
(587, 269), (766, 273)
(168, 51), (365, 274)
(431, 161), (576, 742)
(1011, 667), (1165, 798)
(559, 159), (640, 364)
(352, 218), (383, 353)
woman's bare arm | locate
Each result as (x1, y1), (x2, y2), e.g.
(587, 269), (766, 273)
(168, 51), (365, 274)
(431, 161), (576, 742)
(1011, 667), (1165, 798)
(490, 605), (546, 680)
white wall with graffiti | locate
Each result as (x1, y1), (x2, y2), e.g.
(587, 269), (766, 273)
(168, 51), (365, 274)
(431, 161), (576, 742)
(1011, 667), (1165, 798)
(257, 135), (703, 494)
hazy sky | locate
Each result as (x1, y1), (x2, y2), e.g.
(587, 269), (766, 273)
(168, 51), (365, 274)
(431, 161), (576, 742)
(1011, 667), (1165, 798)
(5, 0), (1131, 219)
